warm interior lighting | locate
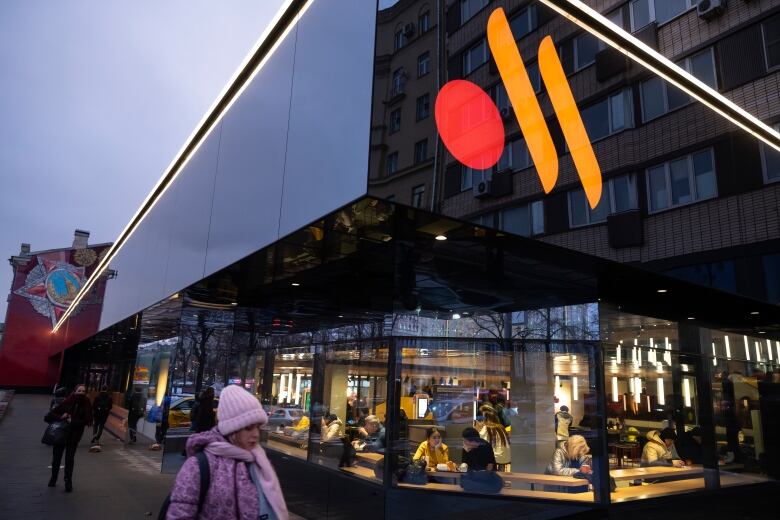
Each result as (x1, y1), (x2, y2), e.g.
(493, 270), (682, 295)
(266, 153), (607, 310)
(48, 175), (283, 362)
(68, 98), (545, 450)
(755, 341), (762, 363)
(776, 341), (780, 362)
(657, 377), (665, 406)
(573, 376), (578, 401)
(744, 335), (751, 361)
(683, 377), (692, 408)
(725, 335), (732, 359)
(767, 340), (773, 361)
(279, 373), (287, 402)
(538, 1), (780, 154)
(656, 289), (667, 293)
(612, 376), (618, 402)
(750, 311), (760, 315)
(435, 234), (448, 241)
(687, 317), (695, 320)
(291, 282), (300, 287)
(294, 373), (302, 405)
(52, 0), (314, 332)
(555, 375), (560, 389)
(616, 344), (621, 364)
(633, 377), (641, 404)
(712, 342), (717, 366)
(646, 395), (651, 413)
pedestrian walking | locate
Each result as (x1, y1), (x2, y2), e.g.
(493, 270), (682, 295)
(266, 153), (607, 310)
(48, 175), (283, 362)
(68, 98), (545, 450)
(91, 385), (113, 445)
(47, 384), (92, 492)
(166, 385), (288, 519)
(192, 387), (216, 433)
(127, 387), (145, 443)
(50, 386), (68, 411)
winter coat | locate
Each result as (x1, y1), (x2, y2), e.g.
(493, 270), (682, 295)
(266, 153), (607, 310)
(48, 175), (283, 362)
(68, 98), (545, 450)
(479, 425), (511, 464)
(322, 418), (343, 442)
(50, 394), (93, 445)
(413, 441), (449, 469)
(167, 429), (288, 520)
(92, 392), (113, 422)
(192, 397), (216, 433)
(462, 439), (497, 471)
(641, 430), (674, 466)
(128, 391), (145, 417)
(546, 445), (592, 476)
(555, 411), (573, 440)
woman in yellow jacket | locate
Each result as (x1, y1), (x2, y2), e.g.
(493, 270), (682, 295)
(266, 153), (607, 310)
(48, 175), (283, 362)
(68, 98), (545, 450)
(413, 427), (452, 470)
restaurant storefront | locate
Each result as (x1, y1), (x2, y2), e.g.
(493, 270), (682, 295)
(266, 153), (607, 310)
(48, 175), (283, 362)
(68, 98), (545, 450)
(51, 0), (780, 517)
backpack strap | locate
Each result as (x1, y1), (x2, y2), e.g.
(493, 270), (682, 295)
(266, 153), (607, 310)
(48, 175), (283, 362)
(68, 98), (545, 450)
(195, 451), (210, 515)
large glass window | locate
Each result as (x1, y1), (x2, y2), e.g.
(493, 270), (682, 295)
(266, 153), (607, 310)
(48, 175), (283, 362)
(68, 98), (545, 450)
(463, 39), (488, 75)
(645, 149), (717, 213)
(569, 174), (638, 227)
(641, 48), (717, 122)
(388, 307), (603, 501)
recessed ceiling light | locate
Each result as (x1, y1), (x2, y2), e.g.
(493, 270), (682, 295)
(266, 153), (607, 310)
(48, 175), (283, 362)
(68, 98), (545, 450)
(750, 311), (759, 315)
(687, 317), (695, 320)
(435, 234), (447, 241)
(758, 331), (766, 334)
(657, 289), (667, 293)
(291, 282), (300, 287)
(338, 315), (344, 318)
(452, 313), (461, 320)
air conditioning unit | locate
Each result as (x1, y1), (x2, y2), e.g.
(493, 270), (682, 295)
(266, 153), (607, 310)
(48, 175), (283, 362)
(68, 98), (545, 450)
(697, 0), (726, 21)
(474, 179), (493, 198)
(404, 23), (415, 36)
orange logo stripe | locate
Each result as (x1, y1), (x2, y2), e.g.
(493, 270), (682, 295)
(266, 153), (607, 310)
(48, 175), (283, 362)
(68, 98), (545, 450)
(486, 8), (602, 209)
(487, 9), (558, 194)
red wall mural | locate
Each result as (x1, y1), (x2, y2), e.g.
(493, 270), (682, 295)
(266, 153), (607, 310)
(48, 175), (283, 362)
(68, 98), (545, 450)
(0, 246), (109, 389)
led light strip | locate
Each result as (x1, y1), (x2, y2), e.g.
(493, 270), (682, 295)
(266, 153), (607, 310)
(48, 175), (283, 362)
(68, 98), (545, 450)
(53, 0), (314, 332)
(539, 0), (780, 153)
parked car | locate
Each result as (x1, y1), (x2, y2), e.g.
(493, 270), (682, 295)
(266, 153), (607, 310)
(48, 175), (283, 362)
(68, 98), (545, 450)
(168, 396), (219, 429)
(264, 406), (305, 429)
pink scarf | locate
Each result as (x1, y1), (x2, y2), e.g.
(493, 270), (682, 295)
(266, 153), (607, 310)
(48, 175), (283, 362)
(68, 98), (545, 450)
(204, 441), (288, 520)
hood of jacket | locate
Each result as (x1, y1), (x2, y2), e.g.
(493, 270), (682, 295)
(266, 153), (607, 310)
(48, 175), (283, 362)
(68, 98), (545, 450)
(557, 411), (573, 421)
(185, 427), (226, 457)
(647, 429), (663, 444)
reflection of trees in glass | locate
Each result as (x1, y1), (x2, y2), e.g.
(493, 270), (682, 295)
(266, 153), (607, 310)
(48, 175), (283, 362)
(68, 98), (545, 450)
(173, 310), (234, 393)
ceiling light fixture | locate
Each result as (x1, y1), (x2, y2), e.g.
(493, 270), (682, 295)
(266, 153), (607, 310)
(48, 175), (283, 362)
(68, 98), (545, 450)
(291, 282), (300, 287)
(656, 289), (667, 293)
(435, 234), (447, 241)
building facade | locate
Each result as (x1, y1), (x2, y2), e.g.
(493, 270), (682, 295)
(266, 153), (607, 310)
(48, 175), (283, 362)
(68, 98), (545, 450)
(368, 0), (780, 305)
(37, 0), (780, 518)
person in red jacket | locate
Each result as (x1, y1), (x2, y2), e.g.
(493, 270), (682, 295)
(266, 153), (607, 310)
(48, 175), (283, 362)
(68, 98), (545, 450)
(47, 384), (92, 492)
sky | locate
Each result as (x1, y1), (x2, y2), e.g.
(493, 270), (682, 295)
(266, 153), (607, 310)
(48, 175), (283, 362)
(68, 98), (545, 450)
(0, 0), (285, 320)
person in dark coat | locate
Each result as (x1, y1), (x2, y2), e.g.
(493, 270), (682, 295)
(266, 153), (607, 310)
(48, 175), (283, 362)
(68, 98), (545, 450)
(47, 384), (92, 492)
(91, 385), (113, 444)
(192, 387), (216, 433)
(50, 386), (68, 411)
(461, 427), (496, 471)
(677, 426), (704, 465)
(127, 387), (145, 443)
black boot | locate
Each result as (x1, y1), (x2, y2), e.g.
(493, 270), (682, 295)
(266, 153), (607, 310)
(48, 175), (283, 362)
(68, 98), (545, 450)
(48, 468), (58, 487)
(64, 479), (73, 493)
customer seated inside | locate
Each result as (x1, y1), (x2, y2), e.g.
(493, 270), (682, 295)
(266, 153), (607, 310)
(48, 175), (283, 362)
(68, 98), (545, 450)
(461, 427), (496, 471)
(321, 413), (344, 443)
(413, 426), (453, 470)
(546, 435), (592, 476)
(641, 428), (685, 467)
(353, 415), (385, 452)
(676, 426), (703, 465)
(477, 406), (511, 470)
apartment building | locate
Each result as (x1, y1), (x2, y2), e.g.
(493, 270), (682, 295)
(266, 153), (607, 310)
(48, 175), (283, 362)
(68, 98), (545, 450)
(368, 0), (780, 305)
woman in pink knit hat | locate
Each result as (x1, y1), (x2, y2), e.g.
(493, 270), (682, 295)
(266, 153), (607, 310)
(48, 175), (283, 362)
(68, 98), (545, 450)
(167, 385), (288, 520)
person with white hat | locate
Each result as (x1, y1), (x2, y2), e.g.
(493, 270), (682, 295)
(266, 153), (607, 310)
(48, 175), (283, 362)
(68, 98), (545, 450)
(166, 385), (289, 519)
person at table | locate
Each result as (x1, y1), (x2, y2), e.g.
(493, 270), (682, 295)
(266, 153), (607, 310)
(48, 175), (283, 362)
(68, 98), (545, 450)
(546, 434), (592, 476)
(676, 426), (703, 465)
(477, 407), (510, 470)
(321, 413), (343, 442)
(413, 427), (451, 470)
(554, 405), (573, 447)
(353, 415), (385, 452)
(641, 428), (685, 467)
(461, 427), (496, 471)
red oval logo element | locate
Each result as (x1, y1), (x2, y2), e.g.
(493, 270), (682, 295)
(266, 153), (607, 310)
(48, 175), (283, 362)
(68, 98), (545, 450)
(435, 80), (505, 170)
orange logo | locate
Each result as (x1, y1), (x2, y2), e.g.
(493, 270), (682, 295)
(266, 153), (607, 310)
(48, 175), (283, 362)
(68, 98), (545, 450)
(435, 8), (602, 209)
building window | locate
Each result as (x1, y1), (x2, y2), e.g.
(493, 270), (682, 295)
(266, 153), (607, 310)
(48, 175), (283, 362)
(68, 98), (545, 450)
(416, 93), (430, 120)
(461, 166), (487, 191)
(606, 7), (627, 30)
(573, 33), (599, 72)
(417, 52), (430, 77)
(526, 61), (541, 93)
(394, 29), (407, 51)
(463, 39), (488, 75)
(414, 139), (428, 164)
(763, 13), (780, 70)
(419, 10), (431, 34)
(411, 185), (426, 208)
(760, 123), (780, 184)
(387, 152), (399, 176)
(492, 83), (511, 114)
(501, 200), (544, 237)
(630, 0), (694, 31)
(580, 89), (633, 142)
(646, 149), (717, 213)
(640, 48), (717, 122)
(569, 174), (638, 227)
(496, 138), (531, 172)
(460, 0), (488, 23)
(391, 68), (406, 97)
(509, 5), (537, 40)
(389, 108), (401, 134)
(471, 212), (495, 227)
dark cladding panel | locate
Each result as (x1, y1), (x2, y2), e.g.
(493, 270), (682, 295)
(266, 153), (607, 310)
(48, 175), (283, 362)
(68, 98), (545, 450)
(718, 25), (766, 91)
(164, 125), (221, 295)
(98, 225), (147, 330)
(204, 29), (297, 277)
(278, 0), (375, 238)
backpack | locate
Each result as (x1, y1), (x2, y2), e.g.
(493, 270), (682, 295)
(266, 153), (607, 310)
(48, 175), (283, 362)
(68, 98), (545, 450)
(158, 451), (210, 520)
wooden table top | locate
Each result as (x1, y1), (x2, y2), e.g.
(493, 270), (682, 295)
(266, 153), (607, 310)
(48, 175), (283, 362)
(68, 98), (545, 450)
(427, 470), (589, 487)
(355, 452), (384, 464)
(610, 465), (703, 482)
(398, 482), (595, 502)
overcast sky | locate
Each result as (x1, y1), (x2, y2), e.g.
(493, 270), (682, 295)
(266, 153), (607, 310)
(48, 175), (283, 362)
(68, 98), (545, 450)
(0, 0), (285, 319)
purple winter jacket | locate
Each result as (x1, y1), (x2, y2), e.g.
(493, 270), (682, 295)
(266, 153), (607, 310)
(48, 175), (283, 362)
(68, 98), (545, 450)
(167, 429), (263, 520)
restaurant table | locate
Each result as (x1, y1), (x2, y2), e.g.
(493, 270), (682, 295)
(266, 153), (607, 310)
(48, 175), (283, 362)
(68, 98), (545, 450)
(427, 470), (589, 490)
(610, 465), (703, 482)
(354, 452), (383, 466)
(611, 443), (640, 467)
(398, 481), (594, 502)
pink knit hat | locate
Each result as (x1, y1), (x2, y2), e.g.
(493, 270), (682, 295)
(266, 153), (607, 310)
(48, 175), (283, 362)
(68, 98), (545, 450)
(217, 385), (268, 436)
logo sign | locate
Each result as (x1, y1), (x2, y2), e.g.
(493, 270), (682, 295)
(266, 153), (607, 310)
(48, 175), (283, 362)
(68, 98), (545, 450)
(435, 8), (602, 209)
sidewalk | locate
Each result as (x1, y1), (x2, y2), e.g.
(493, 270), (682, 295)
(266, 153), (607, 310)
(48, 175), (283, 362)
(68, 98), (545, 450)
(0, 394), (174, 519)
